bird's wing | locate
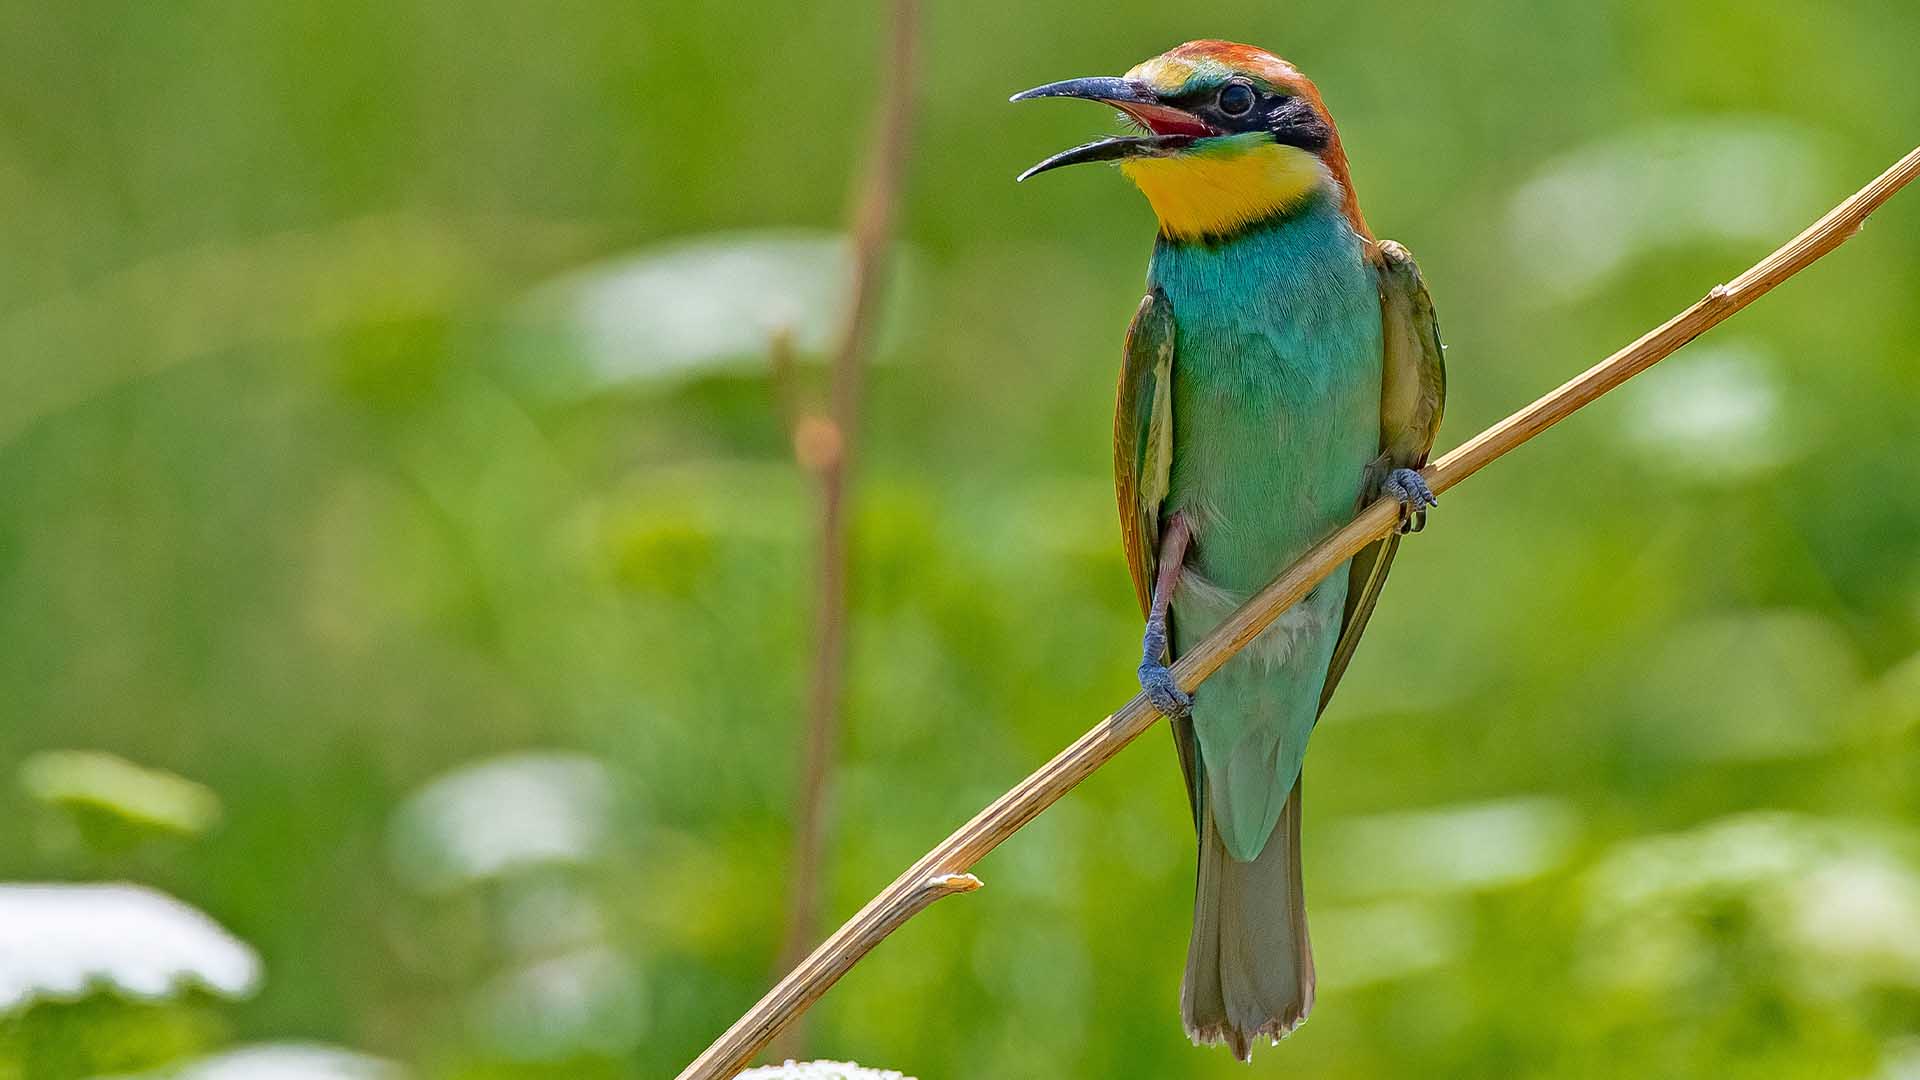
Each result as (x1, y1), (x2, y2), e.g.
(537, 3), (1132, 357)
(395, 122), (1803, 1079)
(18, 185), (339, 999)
(1116, 289), (1197, 820)
(1116, 288), (1177, 617)
(1319, 239), (1447, 713)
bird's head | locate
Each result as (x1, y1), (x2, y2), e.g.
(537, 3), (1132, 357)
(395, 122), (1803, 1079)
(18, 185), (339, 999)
(1012, 41), (1368, 243)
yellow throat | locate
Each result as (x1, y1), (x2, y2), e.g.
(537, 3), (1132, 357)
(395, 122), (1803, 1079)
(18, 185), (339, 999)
(1120, 140), (1329, 241)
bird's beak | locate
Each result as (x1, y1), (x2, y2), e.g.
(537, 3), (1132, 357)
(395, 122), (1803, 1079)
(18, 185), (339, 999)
(1009, 76), (1215, 182)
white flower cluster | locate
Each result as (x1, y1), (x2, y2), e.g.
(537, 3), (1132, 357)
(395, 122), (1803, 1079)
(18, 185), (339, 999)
(737, 1061), (917, 1080)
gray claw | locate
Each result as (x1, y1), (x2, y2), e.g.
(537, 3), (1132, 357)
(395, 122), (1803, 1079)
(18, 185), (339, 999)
(1138, 661), (1191, 719)
(1382, 468), (1438, 535)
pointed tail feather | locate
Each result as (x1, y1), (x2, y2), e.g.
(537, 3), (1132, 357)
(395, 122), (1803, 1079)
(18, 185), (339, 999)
(1182, 779), (1314, 1061)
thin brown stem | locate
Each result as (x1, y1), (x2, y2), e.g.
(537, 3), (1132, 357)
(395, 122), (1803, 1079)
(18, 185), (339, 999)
(769, 0), (920, 1063)
(686, 144), (1920, 1080)
(768, 326), (801, 439)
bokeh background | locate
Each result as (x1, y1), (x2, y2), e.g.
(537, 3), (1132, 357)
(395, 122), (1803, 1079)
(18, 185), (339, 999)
(4, 1), (1920, 1077)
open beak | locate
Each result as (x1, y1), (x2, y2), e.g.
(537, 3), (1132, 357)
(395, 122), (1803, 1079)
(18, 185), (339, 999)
(1009, 76), (1216, 181)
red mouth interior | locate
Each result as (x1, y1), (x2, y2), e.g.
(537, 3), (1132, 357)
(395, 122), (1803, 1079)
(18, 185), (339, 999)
(1116, 102), (1218, 138)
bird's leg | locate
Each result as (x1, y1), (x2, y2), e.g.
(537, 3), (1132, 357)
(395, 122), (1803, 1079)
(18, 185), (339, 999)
(1380, 466), (1438, 534)
(1138, 514), (1192, 718)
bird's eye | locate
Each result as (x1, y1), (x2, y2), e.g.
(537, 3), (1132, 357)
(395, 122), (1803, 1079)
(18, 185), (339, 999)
(1217, 82), (1255, 116)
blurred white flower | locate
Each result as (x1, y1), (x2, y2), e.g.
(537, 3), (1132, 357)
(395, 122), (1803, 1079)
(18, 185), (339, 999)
(388, 753), (614, 893)
(92, 1043), (405, 1080)
(0, 883), (260, 1013)
(1788, 853), (1920, 984)
(522, 229), (907, 387)
(737, 1063), (915, 1080)
(498, 877), (607, 957)
(1508, 119), (1831, 300)
(468, 946), (645, 1059)
(1320, 796), (1580, 899)
(1876, 1037), (1920, 1080)
(1616, 344), (1800, 481)
(1582, 813), (1920, 998)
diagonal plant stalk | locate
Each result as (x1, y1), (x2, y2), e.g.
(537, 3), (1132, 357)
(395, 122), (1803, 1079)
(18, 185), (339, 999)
(684, 144), (1920, 1080)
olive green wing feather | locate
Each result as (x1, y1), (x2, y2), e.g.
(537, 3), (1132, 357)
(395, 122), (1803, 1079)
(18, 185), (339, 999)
(1320, 240), (1446, 713)
(1116, 289), (1196, 821)
(1116, 288), (1175, 618)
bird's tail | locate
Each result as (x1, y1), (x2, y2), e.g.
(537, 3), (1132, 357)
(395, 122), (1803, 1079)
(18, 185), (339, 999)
(1181, 777), (1314, 1061)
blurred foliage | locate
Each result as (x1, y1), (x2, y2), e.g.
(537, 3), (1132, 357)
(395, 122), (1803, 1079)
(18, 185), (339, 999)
(2, 1), (1919, 1078)
(21, 751), (221, 854)
(0, 994), (230, 1080)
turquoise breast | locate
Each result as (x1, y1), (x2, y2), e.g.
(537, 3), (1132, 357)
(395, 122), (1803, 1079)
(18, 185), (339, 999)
(1148, 188), (1383, 861)
(1149, 190), (1382, 595)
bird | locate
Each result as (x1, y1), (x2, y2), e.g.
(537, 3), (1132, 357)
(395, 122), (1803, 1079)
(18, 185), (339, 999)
(1012, 41), (1446, 1059)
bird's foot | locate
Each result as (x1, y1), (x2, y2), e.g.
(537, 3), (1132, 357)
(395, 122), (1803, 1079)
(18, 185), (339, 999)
(1138, 660), (1191, 719)
(1381, 467), (1438, 534)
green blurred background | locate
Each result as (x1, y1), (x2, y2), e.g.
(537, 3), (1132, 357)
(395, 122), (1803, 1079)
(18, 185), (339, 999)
(3, 1), (1920, 1077)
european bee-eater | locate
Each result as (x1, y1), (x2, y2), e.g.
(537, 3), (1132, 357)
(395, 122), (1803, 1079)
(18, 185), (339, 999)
(1014, 41), (1446, 1058)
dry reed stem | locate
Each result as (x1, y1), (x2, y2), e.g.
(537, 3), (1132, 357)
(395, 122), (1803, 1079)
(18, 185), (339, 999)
(769, 0), (921, 1062)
